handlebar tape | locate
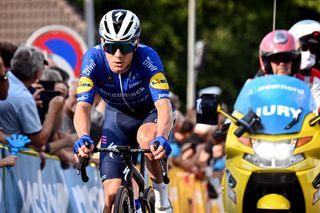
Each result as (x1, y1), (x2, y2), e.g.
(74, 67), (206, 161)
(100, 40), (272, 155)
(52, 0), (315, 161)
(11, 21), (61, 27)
(76, 141), (91, 182)
(154, 141), (170, 184)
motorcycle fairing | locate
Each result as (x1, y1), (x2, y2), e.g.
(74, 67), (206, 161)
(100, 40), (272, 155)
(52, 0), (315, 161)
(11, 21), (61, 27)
(234, 75), (316, 134)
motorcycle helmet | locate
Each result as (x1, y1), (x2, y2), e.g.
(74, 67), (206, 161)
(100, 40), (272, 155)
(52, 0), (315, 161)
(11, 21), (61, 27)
(99, 9), (141, 43)
(259, 30), (301, 75)
(289, 20), (320, 55)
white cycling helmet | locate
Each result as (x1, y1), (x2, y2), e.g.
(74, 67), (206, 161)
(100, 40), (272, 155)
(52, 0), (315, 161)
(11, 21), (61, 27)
(99, 9), (141, 43)
(289, 19), (320, 40)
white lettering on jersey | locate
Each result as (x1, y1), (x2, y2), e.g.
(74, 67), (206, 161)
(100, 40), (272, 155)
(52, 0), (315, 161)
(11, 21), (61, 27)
(143, 57), (158, 72)
(77, 95), (89, 102)
(100, 87), (146, 98)
(83, 59), (96, 76)
(256, 105), (301, 118)
(157, 93), (169, 99)
(128, 80), (142, 89)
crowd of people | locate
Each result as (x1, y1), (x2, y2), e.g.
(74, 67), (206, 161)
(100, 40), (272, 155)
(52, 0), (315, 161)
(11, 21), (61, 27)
(0, 8), (320, 212)
(0, 41), (105, 170)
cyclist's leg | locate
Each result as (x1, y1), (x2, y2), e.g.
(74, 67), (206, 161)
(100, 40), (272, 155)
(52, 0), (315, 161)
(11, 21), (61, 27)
(100, 106), (140, 212)
(137, 110), (172, 212)
(137, 122), (162, 181)
(102, 179), (121, 213)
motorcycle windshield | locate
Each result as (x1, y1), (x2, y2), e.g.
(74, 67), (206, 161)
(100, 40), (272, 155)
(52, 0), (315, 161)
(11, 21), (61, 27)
(234, 75), (316, 134)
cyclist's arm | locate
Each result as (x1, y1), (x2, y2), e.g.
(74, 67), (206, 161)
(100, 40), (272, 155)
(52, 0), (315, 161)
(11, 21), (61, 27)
(74, 102), (92, 138)
(155, 98), (174, 139)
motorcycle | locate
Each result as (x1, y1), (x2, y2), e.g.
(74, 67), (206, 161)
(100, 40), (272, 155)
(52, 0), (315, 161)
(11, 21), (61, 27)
(196, 75), (320, 213)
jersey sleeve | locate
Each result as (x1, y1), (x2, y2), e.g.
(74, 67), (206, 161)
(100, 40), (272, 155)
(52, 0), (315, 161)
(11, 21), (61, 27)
(76, 47), (98, 105)
(149, 71), (170, 101)
(143, 48), (170, 102)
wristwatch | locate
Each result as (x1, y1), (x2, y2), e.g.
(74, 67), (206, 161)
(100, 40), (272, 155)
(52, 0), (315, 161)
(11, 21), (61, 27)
(0, 72), (8, 81)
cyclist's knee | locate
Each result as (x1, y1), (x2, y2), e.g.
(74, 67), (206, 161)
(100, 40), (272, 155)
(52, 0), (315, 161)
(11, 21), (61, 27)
(137, 124), (156, 147)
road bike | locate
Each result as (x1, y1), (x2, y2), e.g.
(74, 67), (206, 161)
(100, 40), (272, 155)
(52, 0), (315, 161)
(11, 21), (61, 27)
(77, 141), (169, 213)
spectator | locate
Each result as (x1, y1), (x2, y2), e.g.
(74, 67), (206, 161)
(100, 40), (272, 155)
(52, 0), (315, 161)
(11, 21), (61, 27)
(0, 155), (17, 167)
(0, 55), (8, 100)
(169, 118), (195, 168)
(0, 45), (64, 149)
(50, 66), (70, 86)
(171, 118), (194, 155)
(0, 131), (5, 143)
(30, 67), (66, 123)
(35, 67), (76, 168)
(0, 41), (18, 71)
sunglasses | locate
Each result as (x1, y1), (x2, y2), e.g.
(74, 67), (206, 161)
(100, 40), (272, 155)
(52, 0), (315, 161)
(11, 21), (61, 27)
(103, 42), (136, 54)
(269, 54), (293, 63)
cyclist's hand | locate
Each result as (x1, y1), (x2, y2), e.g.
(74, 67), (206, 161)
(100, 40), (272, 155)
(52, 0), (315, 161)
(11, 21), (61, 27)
(73, 134), (94, 162)
(150, 136), (172, 160)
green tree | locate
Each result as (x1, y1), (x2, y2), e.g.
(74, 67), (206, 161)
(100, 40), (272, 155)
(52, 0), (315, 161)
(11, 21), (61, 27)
(72, 0), (320, 112)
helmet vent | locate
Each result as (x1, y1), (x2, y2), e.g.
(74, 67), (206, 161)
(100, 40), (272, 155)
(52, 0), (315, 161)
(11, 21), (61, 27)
(274, 31), (288, 44)
(104, 21), (110, 34)
(113, 22), (122, 34)
(122, 35), (131, 41)
(123, 21), (133, 39)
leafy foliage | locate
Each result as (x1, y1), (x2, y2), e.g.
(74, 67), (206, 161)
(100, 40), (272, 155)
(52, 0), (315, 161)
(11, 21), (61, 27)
(72, 0), (320, 112)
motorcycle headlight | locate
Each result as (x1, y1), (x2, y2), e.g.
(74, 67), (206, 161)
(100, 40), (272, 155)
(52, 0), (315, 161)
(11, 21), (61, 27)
(244, 139), (304, 168)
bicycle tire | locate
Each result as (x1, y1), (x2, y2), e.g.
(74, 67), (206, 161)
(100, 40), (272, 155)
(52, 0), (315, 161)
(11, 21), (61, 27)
(142, 186), (155, 213)
(114, 186), (133, 213)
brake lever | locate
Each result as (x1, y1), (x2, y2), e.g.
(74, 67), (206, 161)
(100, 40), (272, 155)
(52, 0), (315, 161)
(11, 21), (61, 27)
(76, 141), (91, 182)
(154, 141), (170, 184)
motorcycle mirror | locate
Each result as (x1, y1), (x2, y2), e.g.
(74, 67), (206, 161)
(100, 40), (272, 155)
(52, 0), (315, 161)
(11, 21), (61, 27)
(196, 94), (220, 125)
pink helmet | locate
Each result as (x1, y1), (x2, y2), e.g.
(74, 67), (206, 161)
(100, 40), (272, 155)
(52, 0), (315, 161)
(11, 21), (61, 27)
(259, 30), (301, 74)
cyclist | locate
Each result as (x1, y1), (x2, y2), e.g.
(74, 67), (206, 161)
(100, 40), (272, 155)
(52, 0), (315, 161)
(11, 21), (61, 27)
(73, 9), (174, 213)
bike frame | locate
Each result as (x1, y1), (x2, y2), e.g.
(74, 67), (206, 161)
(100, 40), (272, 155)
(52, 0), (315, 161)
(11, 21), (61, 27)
(77, 142), (169, 212)
(118, 149), (150, 210)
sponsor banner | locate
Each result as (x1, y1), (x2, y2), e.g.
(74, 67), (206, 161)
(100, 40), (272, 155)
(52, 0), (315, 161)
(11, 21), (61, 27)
(0, 149), (103, 212)
(26, 25), (87, 81)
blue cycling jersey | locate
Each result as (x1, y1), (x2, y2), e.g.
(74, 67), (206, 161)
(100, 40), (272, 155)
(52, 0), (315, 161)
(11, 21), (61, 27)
(77, 43), (170, 117)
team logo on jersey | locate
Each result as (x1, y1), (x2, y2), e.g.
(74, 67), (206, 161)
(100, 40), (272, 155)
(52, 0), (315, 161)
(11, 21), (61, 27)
(77, 76), (93, 93)
(150, 73), (169, 90)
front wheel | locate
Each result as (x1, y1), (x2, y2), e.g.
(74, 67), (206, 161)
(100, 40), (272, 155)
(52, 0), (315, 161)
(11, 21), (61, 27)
(114, 186), (133, 213)
(142, 186), (155, 213)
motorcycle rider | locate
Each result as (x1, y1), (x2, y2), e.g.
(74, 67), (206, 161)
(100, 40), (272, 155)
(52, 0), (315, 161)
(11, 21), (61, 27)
(258, 29), (301, 77)
(289, 20), (320, 108)
(257, 29), (320, 112)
